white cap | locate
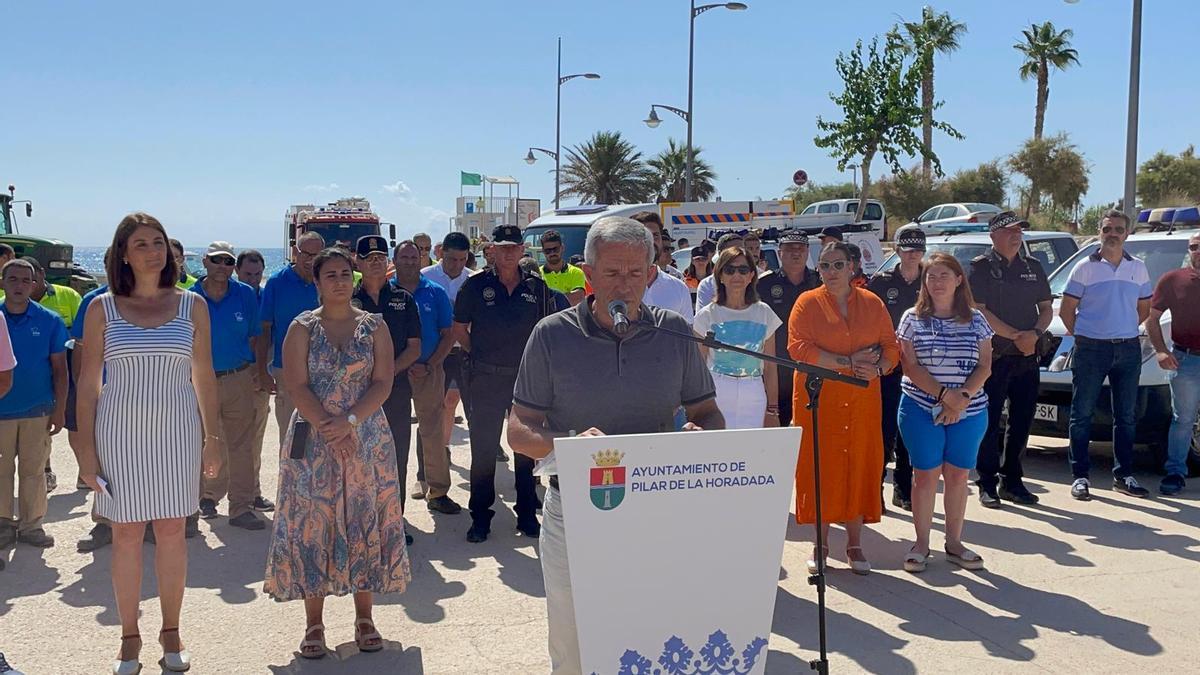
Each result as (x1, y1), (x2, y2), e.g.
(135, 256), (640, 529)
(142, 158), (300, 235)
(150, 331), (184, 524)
(205, 241), (236, 259)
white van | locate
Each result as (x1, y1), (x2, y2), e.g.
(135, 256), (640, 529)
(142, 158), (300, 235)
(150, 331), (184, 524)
(522, 204), (658, 262)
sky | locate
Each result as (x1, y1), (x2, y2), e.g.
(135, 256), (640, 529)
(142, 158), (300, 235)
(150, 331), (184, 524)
(5, 0), (1198, 248)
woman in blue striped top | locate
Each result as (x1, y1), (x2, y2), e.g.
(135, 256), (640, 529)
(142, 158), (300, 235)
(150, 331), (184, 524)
(896, 252), (993, 573)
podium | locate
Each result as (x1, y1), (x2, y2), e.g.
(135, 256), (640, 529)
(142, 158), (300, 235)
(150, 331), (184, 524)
(554, 427), (802, 675)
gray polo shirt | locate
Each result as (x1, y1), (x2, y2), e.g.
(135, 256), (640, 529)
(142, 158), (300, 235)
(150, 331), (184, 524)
(513, 301), (716, 437)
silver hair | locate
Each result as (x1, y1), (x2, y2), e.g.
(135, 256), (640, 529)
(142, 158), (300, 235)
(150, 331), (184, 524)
(584, 216), (655, 267)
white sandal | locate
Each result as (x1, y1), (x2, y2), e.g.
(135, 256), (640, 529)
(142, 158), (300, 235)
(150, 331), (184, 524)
(299, 624), (327, 660)
(945, 546), (985, 570)
(355, 617), (384, 652)
(904, 546), (930, 573)
(845, 546), (871, 575)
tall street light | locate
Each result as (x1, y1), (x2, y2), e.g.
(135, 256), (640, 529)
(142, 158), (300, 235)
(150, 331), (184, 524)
(1066, 0), (1141, 219)
(653, 1), (746, 202)
(529, 37), (599, 209)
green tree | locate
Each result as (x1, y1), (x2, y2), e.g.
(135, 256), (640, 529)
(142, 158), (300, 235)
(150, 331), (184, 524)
(558, 131), (652, 204)
(646, 138), (718, 202)
(783, 181), (857, 208)
(1009, 133), (1089, 218)
(945, 161), (1008, 205)
(873, 167), (951, 224)
(900, 5), (968, 178)
(1014, 21), (1080, 140)
(1080, 202), (1117, 236)
(1137, 146), (1200, 207)
(815, 32), (962, 223)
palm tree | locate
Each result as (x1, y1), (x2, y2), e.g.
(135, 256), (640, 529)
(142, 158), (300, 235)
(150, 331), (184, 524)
(646, 138), (718, 202)
(558, 131), (652, 204)
(900, 6), (968, 178)
(1014, 21), (1080, 213)
(1014, 21), (1080, 141)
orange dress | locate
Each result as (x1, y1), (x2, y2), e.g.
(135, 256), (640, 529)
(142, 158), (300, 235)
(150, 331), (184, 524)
(788, 286), (900, 525)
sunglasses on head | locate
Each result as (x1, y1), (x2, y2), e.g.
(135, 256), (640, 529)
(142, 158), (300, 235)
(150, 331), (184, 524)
(721, 265), (753, 276)
(818, 260), (849, 271)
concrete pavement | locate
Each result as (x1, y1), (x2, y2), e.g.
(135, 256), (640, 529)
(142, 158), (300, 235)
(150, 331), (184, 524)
(1, 412), (1198, 673)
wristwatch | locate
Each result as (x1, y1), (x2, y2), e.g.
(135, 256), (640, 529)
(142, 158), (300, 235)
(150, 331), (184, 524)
(347, 413), (359, 426)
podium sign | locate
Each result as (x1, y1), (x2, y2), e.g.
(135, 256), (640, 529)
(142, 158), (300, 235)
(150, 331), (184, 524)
(555, 428), (802, 675)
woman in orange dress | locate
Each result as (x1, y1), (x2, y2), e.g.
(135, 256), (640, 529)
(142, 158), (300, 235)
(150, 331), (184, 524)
(788, 241), (900, 575)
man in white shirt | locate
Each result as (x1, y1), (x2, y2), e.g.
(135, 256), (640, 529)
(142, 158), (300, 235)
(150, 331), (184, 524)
(632, 212), (694, 323)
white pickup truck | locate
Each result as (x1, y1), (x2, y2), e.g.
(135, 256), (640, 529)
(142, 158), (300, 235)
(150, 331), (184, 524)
(758, 198), (887, 240)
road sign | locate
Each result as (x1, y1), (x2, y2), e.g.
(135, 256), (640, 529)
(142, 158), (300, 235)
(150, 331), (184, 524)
(792, 169), (808, 187)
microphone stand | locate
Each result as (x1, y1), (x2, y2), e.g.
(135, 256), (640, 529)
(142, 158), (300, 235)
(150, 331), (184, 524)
(632, 317), (868, 675)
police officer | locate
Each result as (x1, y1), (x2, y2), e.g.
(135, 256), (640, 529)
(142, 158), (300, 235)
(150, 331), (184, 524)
(968, 211), (1052, 508)
(452, 224), (553, 543)
(867, 226), (925, 510)
(756, 229), (820, 427)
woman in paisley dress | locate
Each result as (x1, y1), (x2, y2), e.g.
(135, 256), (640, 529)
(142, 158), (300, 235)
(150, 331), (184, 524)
(263, 247), (410, 658)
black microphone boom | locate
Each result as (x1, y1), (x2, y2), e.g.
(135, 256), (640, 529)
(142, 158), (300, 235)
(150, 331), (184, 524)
(608, 300), (631, 336)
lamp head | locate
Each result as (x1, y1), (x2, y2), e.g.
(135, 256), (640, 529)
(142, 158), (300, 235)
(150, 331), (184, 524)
(525, 150), (537, 165)
(644, 109), (662, 128)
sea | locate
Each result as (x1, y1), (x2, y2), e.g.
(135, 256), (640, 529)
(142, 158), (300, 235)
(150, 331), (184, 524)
(74, 246), (291, 276)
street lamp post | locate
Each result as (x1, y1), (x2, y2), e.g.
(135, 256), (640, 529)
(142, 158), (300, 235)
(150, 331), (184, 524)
(537, 37), (599, 209)
(846, 164), (859, 198)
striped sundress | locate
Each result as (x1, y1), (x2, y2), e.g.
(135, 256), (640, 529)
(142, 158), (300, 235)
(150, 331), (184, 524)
(94, 291), (202, 523)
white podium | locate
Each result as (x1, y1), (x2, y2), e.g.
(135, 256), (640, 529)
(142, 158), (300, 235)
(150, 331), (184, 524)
(554, 427), (802, 675)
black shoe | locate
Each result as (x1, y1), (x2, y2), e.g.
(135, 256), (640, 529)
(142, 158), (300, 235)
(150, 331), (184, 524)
(17, 527), (55, 548)
(144, 523), (156, 544)
(427, 496), (463, 515)
(1113, 476), (1150, 498)
(999, 481), (1040, 505)
(45, 470), (57, 494)
(184, 515), (200, 538)
(252, 496), (275, 512)
(410, 415), (418, 424)
(467, 523), (489, 543)
(454, 415), (464, 424)
(198, 499), (218, 519)
(978, 485), (1002, 509)
(516, 516), (540, 538)
(406, 532), (414, 545)
(1160, 474), (1186, 496)
(891, 490), (912, 511)
(77, 523), (113, 552)
(497, 449), (510, 462)
(229, 512), (265, 530)
(0, 525), (15, 550)
(76, 476), (92, 491)
(0, 651), (23, 675)
(1071, 478), (1092, 501)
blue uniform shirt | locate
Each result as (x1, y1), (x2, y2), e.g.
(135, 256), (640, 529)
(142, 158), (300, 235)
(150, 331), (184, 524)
(260, 265), (318, 369)
(406, 276), (453, 363)
(71, 284), (110, 341)
(193, 278), (261, 372)
(0, 300), (68, 418)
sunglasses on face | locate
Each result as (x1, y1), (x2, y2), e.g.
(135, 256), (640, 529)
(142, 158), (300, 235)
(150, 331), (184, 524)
(543, 246), (562, 254)
(722, 265), (753, 276)
(818, 260), (849, 271)
(1190, 244), (1200, 251)
(1101, 226), (1127, 235)
(208, 257), (236, 267)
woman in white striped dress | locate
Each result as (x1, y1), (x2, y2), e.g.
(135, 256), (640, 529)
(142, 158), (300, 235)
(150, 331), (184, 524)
(76, 213), (222, 675)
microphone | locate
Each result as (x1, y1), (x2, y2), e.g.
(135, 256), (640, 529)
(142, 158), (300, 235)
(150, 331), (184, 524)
(607, 300), (631, 336)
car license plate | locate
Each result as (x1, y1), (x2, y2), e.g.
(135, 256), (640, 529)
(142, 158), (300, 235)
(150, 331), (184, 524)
(1034, 404), (1058, 422)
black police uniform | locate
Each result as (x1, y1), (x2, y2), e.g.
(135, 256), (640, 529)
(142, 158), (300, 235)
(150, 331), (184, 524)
(353, 280), (422, 510)
(968, 249), (1051, 494)
(454, 265), (554, 534)
(867, 265), (922, 501)
(756, 267), (820, 427)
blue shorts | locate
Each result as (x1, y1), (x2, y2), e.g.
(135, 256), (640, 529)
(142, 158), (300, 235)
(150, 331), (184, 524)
(897, 394), (988, 471)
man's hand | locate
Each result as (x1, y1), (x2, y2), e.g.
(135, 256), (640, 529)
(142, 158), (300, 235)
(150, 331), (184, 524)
(256, 368), (276, 394)
(1013, 330), (1039, 356)
(1157, 350), (1180, 371)
(48, 410), (66, 436)
(578, 427), (605, 437)
(408, 363), (429, 378)
(681, 422), (704, 431)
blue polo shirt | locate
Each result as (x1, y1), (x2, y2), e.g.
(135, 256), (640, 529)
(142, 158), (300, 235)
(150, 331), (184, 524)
(71, 284), (109, 341)
(193, 278), (261, 372)
(260, 265), (319, 368)
(0, 300), (68, 418)
(404, 276), (453, 363)
(1063, 251), (1152, 340)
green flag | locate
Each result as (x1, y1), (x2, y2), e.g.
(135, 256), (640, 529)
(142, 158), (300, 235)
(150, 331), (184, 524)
(461, 171), (482, 186)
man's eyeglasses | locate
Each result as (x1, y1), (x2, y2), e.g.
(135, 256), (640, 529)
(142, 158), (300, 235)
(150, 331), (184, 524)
(818, 260), (850, 271)
(542, 246), (562, 255)
(722, 265), (753, 276)
(296, 249), (320, 260)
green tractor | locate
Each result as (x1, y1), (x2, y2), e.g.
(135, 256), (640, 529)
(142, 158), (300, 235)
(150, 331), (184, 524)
(1, 185), (97, 293)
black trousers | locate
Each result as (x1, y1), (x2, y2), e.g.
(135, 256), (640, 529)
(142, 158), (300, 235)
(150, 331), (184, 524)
(778, 368), (796, 428)
(880, 368), (913, 499)
(381, 384), (414, 512)
(465, 370), (537, 528)
(977, 354), (1040, 489)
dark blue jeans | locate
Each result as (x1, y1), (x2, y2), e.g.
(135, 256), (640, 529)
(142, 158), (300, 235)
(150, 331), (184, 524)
(1068, 337), (1142, 480)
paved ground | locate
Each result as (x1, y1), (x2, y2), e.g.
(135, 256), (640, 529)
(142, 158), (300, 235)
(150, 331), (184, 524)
(2, 408), (1198, 674)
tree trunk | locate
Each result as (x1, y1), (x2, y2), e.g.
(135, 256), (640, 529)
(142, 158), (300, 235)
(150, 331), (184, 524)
(855, 151), (875, 223)
(922, 56), (934, 178)
(1029, 60), (1049, 215)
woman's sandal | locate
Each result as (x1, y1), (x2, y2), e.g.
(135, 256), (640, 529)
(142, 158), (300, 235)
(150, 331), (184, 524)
(805, 545), (829, 575)
(158, 627), (191, 672)
(945, 546), (985, 571)
(355, 617), (384, 653)
(300, 624), (327, 660)
(904, 546), (930, 573)
(112, 634), (142, 675)
(845, 546), (871, 575)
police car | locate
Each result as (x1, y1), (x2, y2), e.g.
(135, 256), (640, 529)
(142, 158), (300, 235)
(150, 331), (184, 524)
(1033, 227), (1200, 473)
(874, 227), (1078, 278)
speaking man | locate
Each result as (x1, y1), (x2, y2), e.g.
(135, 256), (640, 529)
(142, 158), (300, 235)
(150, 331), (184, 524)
(507, 216), (724, 674)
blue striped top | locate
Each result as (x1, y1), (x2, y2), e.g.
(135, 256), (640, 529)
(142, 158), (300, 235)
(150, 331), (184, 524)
(897, 308), (994, 416)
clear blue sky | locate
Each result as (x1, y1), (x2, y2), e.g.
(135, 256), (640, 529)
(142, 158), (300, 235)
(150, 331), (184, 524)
(7, 0), (1197, 247)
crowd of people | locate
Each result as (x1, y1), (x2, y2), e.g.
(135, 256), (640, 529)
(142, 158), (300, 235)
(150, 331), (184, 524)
(0, 205), (1189, 674)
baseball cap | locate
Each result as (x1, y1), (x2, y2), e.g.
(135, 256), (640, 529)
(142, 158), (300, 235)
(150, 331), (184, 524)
(491, 224), (524, 245)
(779, 229), (809, 245)
(819, 226), (844, 241)
(896, 227), (927, 252)
(204, 241), (236, 262)
(690, 246), (707, 258)
(355, 235), (389, 257)
(988, 211), (1030, 232)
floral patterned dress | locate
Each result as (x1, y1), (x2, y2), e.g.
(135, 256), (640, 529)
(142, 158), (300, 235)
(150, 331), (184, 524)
(264, 310), (410, 601)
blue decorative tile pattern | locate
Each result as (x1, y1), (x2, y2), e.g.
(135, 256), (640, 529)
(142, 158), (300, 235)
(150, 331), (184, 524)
(598, 630), (768, 675)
